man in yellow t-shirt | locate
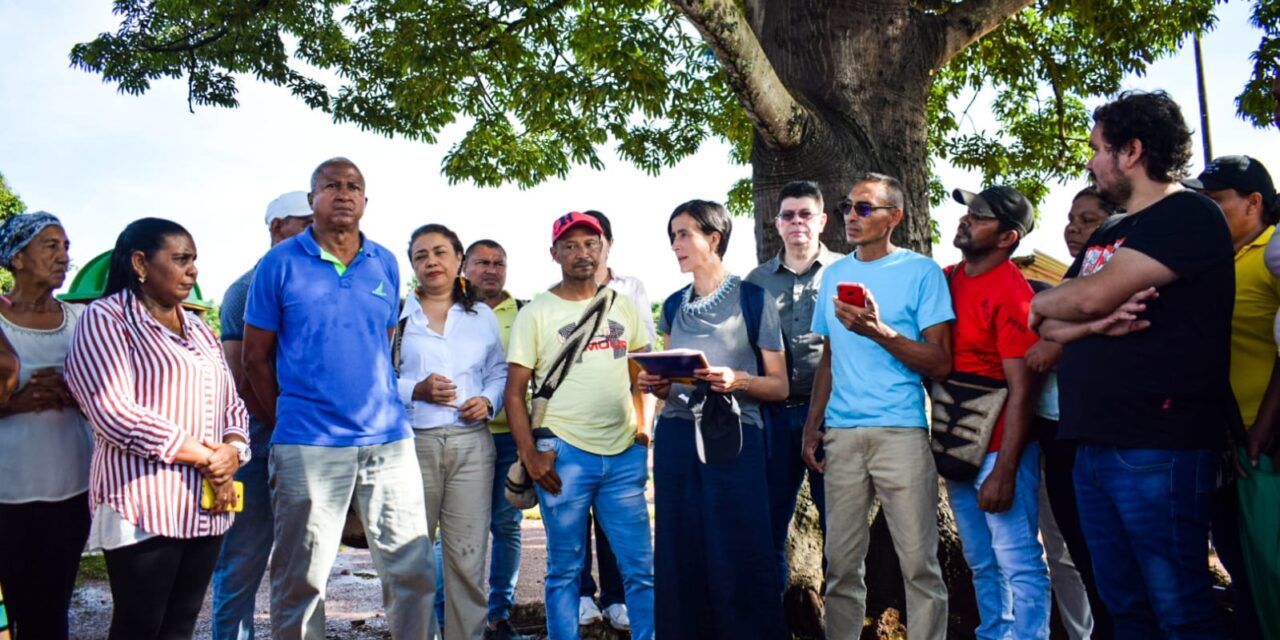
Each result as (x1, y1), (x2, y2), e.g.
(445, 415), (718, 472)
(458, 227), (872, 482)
(504, 212), (653, 640)
(1186, 155), (1280, 640)
(461, 239), (530, 640)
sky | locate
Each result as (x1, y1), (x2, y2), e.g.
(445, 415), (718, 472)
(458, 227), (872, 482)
(0, 1), (1276, 304)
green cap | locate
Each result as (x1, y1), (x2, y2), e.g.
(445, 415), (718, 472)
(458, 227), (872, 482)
(58, 250), (213, 311)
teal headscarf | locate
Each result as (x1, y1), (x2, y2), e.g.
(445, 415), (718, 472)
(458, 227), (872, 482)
(0, 211), (61, 269)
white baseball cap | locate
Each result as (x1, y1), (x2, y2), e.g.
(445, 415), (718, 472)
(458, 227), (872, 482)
(264, 191), (312, 226)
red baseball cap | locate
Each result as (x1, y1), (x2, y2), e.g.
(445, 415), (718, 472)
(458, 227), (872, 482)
(551, 211), (604, 242)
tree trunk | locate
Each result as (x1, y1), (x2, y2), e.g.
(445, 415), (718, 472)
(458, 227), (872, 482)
(747, 1), (939, 263)
(742, 3), (978, 637)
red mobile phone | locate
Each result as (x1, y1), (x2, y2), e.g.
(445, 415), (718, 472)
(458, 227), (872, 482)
(837, 282), (867, 307)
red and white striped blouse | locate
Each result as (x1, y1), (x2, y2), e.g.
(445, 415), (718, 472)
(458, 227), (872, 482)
(65, 290), (249, 539)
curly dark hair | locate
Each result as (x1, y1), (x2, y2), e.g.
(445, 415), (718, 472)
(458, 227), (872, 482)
(1071, 186), (1124, 215)
(1092, 90), (1193, 183)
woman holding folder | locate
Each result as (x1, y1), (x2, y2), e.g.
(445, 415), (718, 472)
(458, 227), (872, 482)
(637, 199), (790, 640)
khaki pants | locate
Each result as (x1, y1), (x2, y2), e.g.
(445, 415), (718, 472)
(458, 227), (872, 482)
(269, 440), (436, 640)
(822, 427), (948, 640)
(414, 426), (495, 640)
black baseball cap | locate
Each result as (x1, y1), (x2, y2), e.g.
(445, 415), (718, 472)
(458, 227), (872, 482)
(1182, 155), (1276, 208)
(952, 185), (1035, 237)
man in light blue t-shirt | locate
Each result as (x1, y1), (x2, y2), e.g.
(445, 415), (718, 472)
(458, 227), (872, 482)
(800, 173), (954, 640)
(243, 158), (435, 640)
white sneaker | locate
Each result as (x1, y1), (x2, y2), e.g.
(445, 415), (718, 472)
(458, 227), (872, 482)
(602, 603), (630, 631)
(578, 596), (603, 625)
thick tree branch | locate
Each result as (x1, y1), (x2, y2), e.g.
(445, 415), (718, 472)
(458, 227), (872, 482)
(670, 0), (808, 149)
(936, 0), (1034, 67)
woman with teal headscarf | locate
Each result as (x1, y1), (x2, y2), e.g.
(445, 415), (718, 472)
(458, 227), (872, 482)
(0, 211), (93, 640)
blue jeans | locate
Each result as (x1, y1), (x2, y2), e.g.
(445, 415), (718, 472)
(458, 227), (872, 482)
(654, 416), (787, 640)
(433, 542), (445, 634)
(211, 454), (274, 640)
(489, 433), (523, 621)
(533, 438), (654, 640)
(763, 402), (826, 594)
(579, 513), (624, 606)
(1074, 445), (1225, 639)
(946, 442), (1050, 640)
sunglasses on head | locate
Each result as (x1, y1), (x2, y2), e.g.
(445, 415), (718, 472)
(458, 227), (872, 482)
(777, 210), (818, 222)
(838, 198), (896, 218)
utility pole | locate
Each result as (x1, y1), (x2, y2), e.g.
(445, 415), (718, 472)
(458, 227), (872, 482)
(1194, 33), (1213, 164)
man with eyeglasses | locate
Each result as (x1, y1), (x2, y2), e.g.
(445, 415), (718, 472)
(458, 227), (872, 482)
(746, 180), (844, 595)
(801, 173), (953, 640)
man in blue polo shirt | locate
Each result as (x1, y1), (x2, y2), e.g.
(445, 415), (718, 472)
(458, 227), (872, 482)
(243, 158), (435, 640)
(802, 173), (953, 640)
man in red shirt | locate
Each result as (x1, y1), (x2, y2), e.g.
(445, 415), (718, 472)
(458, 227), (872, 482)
(945, 185), (1050, 639)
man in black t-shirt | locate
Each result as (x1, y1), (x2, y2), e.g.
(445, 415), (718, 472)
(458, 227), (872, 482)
(1029, 91), (1233, 638)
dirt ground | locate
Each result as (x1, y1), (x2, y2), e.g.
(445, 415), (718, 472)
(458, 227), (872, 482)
(69, 484), (653, 640)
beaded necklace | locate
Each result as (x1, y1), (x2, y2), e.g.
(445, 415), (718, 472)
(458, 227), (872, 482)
(681, 274), (739, 316)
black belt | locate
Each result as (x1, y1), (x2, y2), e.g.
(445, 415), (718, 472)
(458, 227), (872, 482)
(532, 427), (557, 440)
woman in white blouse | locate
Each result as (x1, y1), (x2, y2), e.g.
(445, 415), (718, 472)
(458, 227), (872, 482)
(65, 218), (249, 640)
(397, 223), (507, 640)
(0, 212), (92, 639)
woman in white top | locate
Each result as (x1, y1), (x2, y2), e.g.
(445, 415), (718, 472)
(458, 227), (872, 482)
(397, 223), (507, 640)
(0, 212), (92, 640)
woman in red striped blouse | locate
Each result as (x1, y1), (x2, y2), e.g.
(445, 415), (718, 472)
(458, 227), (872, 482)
(65, 218), (249, 640)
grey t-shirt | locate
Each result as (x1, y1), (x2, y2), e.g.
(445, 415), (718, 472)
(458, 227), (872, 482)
(657, 278), (784, 427)
(220, 266), (255, 341)
(221, 265), (268, 454)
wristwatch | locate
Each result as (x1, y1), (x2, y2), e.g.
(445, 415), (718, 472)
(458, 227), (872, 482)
(229, 440), (251, 465)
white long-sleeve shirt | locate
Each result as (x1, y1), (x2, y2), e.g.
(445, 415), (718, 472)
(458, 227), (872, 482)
(65, 290), (249, 539)
(396, 300), (507, 429)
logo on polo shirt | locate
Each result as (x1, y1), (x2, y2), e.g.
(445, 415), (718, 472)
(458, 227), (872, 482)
(372, 281), (387, 297)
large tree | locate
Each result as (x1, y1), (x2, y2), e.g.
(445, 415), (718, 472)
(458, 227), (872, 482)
(0, 172), (24, 221)
(70, 0), (1277, 633)
(70, 1), (1278, 259)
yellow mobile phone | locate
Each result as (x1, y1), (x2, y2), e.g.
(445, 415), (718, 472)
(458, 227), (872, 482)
(200, 479), (245, 512)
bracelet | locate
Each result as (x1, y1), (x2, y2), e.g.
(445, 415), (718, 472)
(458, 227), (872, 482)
(742, 374), (753, 394)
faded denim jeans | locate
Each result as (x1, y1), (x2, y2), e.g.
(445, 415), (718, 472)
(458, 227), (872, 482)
(532, 438), (653, 640)
(1074, 445), (1225, 639)
(946, 442), (1050, 640)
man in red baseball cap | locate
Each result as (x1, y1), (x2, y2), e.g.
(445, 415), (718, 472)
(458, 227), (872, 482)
(502, 212), (655, 640)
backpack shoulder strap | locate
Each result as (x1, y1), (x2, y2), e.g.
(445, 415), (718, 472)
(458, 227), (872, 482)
(391, 314), (409, 375)
(738, 280), (764, 354)
(661, 286), (689, 334)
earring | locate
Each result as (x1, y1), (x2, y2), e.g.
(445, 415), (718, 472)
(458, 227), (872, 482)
(137, 273), (147, 284)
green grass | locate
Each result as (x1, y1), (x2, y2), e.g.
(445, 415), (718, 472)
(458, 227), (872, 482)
(76, 552), (109, 585)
